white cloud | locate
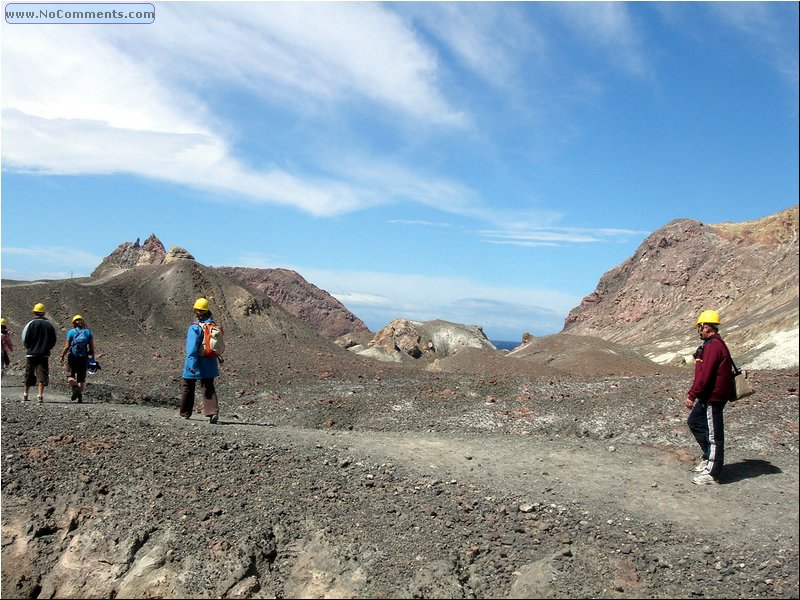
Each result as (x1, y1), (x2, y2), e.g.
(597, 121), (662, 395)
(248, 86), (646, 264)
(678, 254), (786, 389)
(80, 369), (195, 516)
(1, 3), (467, 217)
(707, 2), (799, 87)
(387, 220), (454, 229)
(2, 109), (375, 216)
(157, 2), (465, 124)
(229, 250), (578, 325)
(262, 262), (579, 337)
(329, 155), (483, 218)
(0, 268), (78, 281)
(481, 229), (602, 245)
(550, 2), (647, 77)
(332, 292), (390, 307)
(1, 246), (101, 279)
(402, 3), (544, 89)
(479, 225), (648, 247)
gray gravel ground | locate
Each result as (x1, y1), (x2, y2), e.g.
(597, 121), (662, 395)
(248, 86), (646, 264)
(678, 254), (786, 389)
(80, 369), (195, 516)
(1, 368), (798, 599)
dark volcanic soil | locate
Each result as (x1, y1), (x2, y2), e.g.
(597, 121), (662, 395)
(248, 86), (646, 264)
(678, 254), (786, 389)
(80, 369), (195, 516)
(1, 365), (798, 599)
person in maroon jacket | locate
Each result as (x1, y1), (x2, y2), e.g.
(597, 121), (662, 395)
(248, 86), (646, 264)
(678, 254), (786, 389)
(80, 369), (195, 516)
(685, 309), (736, 485)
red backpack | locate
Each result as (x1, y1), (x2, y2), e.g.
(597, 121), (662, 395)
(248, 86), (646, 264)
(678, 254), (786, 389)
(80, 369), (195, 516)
(195, 321), (225, 358)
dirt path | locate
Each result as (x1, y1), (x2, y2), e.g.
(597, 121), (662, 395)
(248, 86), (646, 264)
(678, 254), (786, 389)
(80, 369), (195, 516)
(4, 388), (798, 599)
(38, 396), (799, 552)
(275, 427), (799, 546)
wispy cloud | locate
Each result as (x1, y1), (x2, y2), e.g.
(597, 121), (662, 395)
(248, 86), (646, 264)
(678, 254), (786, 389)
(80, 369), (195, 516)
(384, 205), (644, 248)
(331, 292), (390, 307)
(707, 2), (799, 88)
(0, 267), (79, 281)
(318, 268), (579, 336)
(1, 3), (468, 217)
(550, 2), (648, 77)
(2, 109), (376, 216)
(1, 246), (101, 279)
(388, 220), (454, 229)
(478, 225), (649, 247)
(402, 3), (544, 89)
(147, 3), (466, 124)
(234, 254), (580, 336)
(328, 155), (484, 217)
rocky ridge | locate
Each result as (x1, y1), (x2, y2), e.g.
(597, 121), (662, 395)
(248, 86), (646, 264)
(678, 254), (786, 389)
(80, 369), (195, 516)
(563, 205), (799, 369)
(218, 267), (370, 340)
(91, 234), (170, 276)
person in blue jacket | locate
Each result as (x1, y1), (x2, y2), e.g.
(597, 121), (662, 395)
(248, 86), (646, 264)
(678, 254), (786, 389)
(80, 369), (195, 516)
(59, 314), (96, 403)
(179, 297), (220, 423)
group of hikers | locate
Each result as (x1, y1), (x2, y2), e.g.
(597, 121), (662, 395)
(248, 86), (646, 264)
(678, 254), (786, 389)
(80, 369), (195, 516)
(2, 302), (735, 485)
(2, 297), (223, 424)
(2, 306), (95, 403)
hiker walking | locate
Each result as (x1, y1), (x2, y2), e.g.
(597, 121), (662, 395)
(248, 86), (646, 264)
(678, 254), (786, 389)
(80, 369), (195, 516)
(60, 315), (96, 403)
(1, 317), (13, 377)
(179, 297), (222, 423)
(684, 309), (735, 486)
(21, 303), (58, 403)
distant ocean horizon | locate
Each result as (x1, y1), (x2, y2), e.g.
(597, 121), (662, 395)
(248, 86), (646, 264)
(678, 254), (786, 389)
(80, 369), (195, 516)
(491, 340), (519, 351)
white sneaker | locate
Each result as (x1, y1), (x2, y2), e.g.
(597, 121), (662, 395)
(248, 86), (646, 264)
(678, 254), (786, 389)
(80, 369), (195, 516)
(692, 472), (718, 486)
(37, 396), (44, 404)
(693, 460), (708, 472)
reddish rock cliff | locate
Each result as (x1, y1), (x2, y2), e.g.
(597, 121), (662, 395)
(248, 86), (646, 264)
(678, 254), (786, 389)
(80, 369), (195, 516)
(563, 206), (799, 368)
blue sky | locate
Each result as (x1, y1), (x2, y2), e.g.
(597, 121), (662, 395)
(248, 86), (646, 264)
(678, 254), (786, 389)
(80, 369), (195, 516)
(1, 2), (798, 341)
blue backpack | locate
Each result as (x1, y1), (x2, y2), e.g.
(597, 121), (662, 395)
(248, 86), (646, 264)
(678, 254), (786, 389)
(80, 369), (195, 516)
(70, 328), (91, 357)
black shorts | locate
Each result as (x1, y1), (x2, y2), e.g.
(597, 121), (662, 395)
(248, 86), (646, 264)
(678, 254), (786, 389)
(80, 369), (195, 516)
(67, 354), (89, 383)
(24, 356), (50, 387)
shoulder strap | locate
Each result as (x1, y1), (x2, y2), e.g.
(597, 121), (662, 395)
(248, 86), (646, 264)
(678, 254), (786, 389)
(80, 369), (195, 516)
(712, 336), (741, 375)
(729, 355), (741, 376)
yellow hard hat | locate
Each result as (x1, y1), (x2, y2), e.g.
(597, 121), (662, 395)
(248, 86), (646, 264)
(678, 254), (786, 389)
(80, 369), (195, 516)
(695, 309), (721, 326)
(1, 318), (6, 326)
(193, 298), (210, 311)
(72, 315), (84, 323)
(32, 303), (46, 313)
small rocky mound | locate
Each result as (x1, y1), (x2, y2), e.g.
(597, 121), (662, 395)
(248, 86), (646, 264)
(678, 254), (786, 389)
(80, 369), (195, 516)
(505, 333), (676, 376)
(427, 333), (672, 377)
(363, 318), (496, 362)
(426, 346), (557, 377)
(164, 246), (195, 262)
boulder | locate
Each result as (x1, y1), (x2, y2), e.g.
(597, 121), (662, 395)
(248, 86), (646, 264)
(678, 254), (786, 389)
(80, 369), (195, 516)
(368, 318), (496, 360)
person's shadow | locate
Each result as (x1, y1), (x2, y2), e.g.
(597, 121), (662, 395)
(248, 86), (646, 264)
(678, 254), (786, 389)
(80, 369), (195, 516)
(719, 459), (783, 483)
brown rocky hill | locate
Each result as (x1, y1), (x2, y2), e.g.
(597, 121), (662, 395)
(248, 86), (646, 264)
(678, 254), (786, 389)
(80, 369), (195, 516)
(218, 267), (370, 339)
(91, 234), (368, 340)
(563, 205), (799, 369)
(1, 253), (383, 403)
